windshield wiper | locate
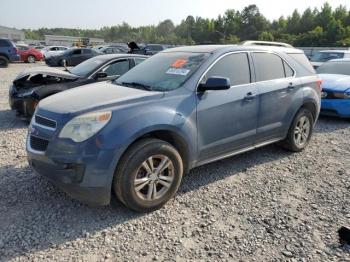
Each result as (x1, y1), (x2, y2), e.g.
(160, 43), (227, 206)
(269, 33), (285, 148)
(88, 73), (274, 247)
(120, 82), (153, 91)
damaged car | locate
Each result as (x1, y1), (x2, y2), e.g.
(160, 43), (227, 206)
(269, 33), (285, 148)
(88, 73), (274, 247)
(9, 54), (148, 119)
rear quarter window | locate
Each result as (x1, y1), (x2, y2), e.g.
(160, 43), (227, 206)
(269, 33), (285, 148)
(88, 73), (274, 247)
(289, 53), (315, 73)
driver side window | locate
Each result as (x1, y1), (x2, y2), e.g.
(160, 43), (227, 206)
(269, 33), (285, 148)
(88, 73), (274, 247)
(103, 60), (130, 76)
(203, 53), (251, 86)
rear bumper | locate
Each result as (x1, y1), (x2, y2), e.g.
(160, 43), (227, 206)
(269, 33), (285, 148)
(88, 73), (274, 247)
(9, 54), (21, 62)
(321, 99), (350, 118)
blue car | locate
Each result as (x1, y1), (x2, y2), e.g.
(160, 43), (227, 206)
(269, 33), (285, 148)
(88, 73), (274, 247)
(0, 38), (21, 67)
(26, 45), (320, 212)
(316, 59), (350, 118)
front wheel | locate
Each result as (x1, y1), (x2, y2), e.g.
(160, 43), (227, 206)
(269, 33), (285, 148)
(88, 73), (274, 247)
(281, 108), (314, 152)
(113, 139), (183, 212)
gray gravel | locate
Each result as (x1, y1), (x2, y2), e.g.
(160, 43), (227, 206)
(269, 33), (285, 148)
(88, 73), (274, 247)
(0, 63), (349, 261)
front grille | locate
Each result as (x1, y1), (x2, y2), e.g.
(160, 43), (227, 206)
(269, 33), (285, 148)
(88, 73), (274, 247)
(35, 115), (56, 129)
(30, 135), (49, 152)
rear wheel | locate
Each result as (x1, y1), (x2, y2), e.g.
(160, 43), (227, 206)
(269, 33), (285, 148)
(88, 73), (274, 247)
(281, 108), (314, 152)
(27, 55), (36, 63)
(0, 56), (9, 67)
(113, 139), (183, 212)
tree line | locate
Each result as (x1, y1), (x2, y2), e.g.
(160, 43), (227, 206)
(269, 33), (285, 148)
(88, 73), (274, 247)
(24, 3), (350, 47)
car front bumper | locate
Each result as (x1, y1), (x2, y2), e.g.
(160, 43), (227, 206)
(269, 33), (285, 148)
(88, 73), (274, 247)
(321, 99), (350, 118)
(26, 115), (123, 206)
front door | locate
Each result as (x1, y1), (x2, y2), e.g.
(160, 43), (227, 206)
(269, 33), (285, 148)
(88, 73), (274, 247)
(196, 52), (259, 161)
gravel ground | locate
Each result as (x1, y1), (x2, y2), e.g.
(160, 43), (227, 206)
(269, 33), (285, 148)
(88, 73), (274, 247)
(0, 63), (349, 261)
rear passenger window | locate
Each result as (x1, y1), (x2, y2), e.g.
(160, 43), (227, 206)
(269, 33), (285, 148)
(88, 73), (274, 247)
(253, 53), (285, 81)
(284, 61), (294, 77)
(0, 40), (10, 47)
(204, 53), (251, 86)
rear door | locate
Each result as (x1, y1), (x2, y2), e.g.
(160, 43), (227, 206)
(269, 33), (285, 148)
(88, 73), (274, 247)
(251, 52), (302, 143)
(196, 52), (259, 161)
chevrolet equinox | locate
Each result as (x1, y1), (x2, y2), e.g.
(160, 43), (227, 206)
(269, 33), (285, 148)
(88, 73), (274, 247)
(26, 45), (321, 212)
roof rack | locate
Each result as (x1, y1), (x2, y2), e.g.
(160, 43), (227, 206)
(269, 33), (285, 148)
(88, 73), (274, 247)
(240, 41), (293, 48)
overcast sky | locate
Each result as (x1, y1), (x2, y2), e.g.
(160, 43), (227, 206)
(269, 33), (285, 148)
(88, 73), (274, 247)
(1, 0), (348, 29)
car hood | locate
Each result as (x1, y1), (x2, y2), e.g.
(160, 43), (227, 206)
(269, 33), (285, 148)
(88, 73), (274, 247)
(38, 81), (164, 115)
(319, 74), (350, 92)
(14, 66), (79, 82)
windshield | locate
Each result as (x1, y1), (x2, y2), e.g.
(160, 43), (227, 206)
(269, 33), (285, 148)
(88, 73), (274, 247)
(310, 52), (344, 62)
(70, 56), (106, 77)
(115, 52), (210, 91)
(316, 61), (350, 76)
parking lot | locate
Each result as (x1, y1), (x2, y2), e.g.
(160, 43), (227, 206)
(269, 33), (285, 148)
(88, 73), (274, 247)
(0, 63), (349, 261)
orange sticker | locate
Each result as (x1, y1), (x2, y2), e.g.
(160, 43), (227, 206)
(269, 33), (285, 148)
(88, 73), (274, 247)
(171, 59), (187, 68)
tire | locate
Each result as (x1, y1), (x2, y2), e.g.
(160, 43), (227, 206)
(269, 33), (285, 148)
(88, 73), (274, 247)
(113, 138), (183, 212)
(0, 56), (9, 68)
(27, 55), (36, 63)
(281, 108), (314, 152)
(59, 59), (67, 67)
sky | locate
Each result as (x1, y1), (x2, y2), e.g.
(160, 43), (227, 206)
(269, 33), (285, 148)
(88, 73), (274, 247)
(0, 0), (349, 29)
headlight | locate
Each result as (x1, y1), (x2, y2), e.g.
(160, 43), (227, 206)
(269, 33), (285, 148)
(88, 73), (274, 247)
(17, 89), (34, 97)
(59, 111), (112, 142)
(344, 89), (350, 99)
(321, 91), (327, 98)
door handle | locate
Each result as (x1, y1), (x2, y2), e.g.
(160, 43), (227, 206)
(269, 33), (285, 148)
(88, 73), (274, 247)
(244, 92), (256, 101)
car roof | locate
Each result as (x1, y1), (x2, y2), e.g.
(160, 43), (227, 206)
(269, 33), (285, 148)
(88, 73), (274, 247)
(163, 44), (303, 54)
(318, 50), (350, 53)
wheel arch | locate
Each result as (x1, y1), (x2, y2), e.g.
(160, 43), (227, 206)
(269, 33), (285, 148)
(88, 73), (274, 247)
(117, 127), (192, 175)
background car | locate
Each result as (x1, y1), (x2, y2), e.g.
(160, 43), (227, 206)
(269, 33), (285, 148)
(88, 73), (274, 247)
(9, 54), (147, 118)
(99, 45), (128, 54)
(41, 45), (69, 58)
(0, 38), (20, 67)
(16, 44), (44, 63)
(316, 58), (350, 118)
(26, 45), (320, 212)
(44, 48), (102, 66)
(128, 42), (164, 55)
(310, 50), (350, 69)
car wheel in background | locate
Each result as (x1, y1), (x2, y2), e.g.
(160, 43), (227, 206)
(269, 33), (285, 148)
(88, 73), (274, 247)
(27, 55), (36, 63)
(60, 59), (67, 67)
(113, 138), (183, 212)
(0, 56), (9, 67)
(281, 108), (314, 152)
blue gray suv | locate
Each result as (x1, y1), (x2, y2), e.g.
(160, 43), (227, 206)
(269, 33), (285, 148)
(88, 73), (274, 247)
(26, 45), (321, 212)
(0, 38), (21, 67)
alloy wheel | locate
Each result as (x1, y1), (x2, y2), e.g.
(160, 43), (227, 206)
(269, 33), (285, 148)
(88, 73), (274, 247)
(294, 116), (310, 147)
(133, 154), (175, 201)
(28, 55), (35, 63)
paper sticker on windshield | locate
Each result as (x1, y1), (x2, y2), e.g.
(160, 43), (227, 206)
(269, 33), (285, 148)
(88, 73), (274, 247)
(166, 68), (190, 76)
(171, 59), (187, 68)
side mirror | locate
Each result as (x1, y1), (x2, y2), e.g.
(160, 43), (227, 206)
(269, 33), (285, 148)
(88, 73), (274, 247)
(197, 77), (231, 92)
(95, 72), (108, 79)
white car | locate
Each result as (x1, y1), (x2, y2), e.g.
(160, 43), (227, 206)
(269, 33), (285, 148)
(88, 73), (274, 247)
(310, 50), (350, 69)
(41, 46), (69, 58)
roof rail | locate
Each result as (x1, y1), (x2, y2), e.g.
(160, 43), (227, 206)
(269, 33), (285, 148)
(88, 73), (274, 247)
(240, 40), (293, 48)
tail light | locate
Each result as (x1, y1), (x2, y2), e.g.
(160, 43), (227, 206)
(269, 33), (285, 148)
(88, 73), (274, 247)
(316, 79), (322, 91)
(12, 47), (18, 54)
